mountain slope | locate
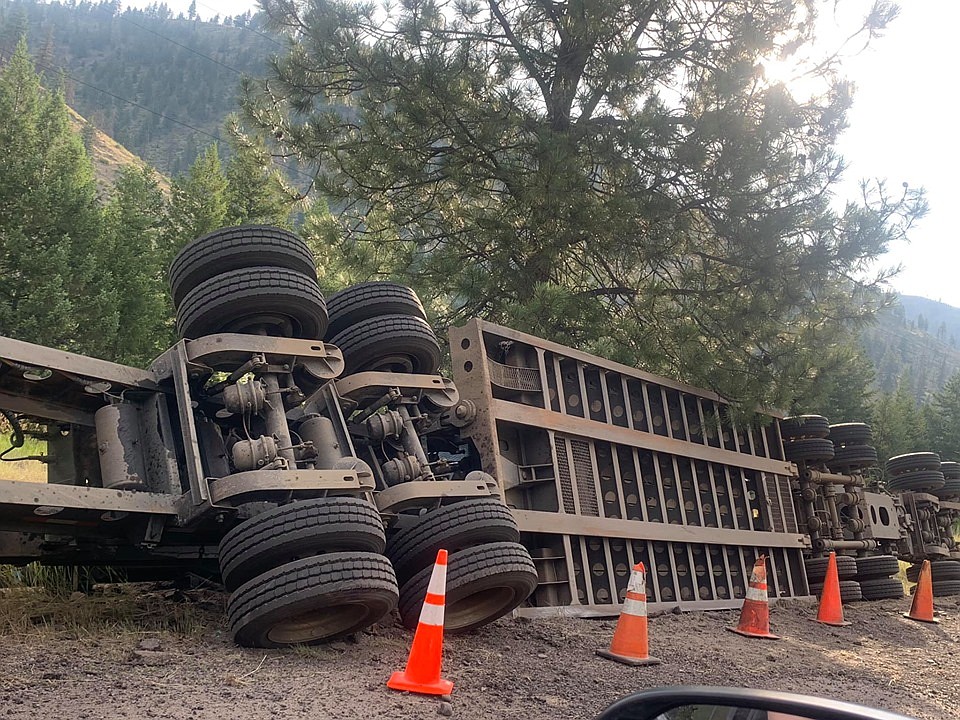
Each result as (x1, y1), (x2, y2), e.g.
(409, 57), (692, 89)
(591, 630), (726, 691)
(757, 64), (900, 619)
(0, 0), (276, 175)
(67, 106), (170, 195)
(861, 295), (960, 402)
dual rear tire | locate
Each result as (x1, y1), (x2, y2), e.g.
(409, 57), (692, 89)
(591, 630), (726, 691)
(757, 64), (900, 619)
(219, 497), (398, 648)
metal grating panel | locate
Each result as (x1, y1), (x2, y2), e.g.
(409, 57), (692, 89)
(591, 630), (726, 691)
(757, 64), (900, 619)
(554, 436), (576, 513)
(765, 475), (786, 533)
(570, 438), (599, 516)
(779, 476), (799, 533)
(488, 357), (543, 392)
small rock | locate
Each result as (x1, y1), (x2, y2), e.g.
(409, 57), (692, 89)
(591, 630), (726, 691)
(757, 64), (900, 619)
(766, 654), (777, 661)
(127, 650), (172, 666)
(69, 592), (85, 602)
(40, 672), (63, 680)
(440, 695), (452, 702)
(537, 653), (547, 659)
(138, 637), (162, 651)
(438, 702), (453, 717)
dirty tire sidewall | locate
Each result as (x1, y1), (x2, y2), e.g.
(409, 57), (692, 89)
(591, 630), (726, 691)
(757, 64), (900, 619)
(386, 498), (520, 584)
(325, 282), (427, 339)
(854, 554), (900, 581)
(783, 437), (835, 463)
(398, 541), (537, 633)
(330, 314), (441, 375)
(176, 266), (328, 340)
(228, 552), (397, 648)
(805, 555), (857, 582)
(219, 497), (386, 591)
(169, 226), (316, 307)
(809, 579), (862, 603)
(780, 415), (830, 440)
(858, 577), (905, 600)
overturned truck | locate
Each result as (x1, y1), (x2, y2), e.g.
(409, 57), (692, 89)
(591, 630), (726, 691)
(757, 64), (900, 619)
(0, 226), (955, 647)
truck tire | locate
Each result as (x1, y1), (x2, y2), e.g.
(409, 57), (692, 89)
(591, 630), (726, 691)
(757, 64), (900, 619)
(934, 478), (960, 499)
(805, 555), (857, 582)
(176, 267), (328, 340)
(827, 423), (873, 447)
(783, 438), (834, 464)
(933, 580), (960, 596)
(325, 282), (427, 339)
(227, 552), (397, 647)
(386, 498), (520, 584)
(397, 542), (538, 633)
(827, 446), (878, 470)
(858, 577), (905, 600)
(330, 314), (441, 375)
(169, 226), (316, 307)
(854, 554), (900, 581)
(907, 560), (960, 583)
(219, 497), (386, 591)
(809, 579), (862, 603)
(780, 415), (830, 440)
(887, 470), (945, 493)
(939, 461), (960, 478)
(885, 452), (941, 476)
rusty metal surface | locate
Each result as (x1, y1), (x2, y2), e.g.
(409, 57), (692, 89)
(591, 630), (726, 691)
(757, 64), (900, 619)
(375, 479), (494, 514)
(334, 371), (459, 408)
(862, 491), (902, 541)
(0, 479), (179, 517)
(207, 468), (367, 504)
(0, 335), (157, 388)
(449, 318), (808, 610)
(184, 333), (344, 378)
(168, 341), (208, 505)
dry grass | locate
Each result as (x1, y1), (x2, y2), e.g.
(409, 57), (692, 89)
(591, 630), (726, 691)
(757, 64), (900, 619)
(0, 435), (47, 482)
(66, 107), (171, 196)
(0, 583), (222, 639)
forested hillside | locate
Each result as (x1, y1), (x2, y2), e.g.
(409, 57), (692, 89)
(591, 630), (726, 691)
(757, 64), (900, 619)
(0, 0), (276, 175)
(861, 297), (960, 403)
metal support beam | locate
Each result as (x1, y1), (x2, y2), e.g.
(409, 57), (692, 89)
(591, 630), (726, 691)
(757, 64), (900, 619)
(512, 510), (810, 549)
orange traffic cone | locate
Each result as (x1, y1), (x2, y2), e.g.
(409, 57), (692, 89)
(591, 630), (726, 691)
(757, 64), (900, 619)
(388, 549), (454, 695)
(815, 552), (851, 627)
(727, 555), (779, 639)
(904, 559), (938, 624)
(597, 562), (661, 666)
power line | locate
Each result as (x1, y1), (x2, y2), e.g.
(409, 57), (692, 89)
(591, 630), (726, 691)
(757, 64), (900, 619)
(118, 15), (245, 76)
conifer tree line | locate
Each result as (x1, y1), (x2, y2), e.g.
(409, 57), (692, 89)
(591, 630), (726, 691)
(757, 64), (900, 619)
(0, 38), (323, 367)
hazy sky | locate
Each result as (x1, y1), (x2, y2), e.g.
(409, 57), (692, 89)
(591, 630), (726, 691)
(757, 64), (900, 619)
(126, 0), (957, 305)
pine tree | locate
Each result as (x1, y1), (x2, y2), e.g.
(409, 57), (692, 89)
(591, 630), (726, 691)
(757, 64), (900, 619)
(223, 118), (295, 228)
(244, 0), (927, 409)
(926, 372), (960, 462)
(167, 143), (229, 252)
(101, 165), (173, 366)
(793, 344), (876, 424)
(872, 375), (931, 473)
(0, 39), (112, 356)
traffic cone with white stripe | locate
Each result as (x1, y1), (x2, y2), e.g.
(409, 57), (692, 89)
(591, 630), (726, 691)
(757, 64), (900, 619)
(596, 562), (661, 666)
(727, 554), (780, 640)
(387, 549), (454, 695)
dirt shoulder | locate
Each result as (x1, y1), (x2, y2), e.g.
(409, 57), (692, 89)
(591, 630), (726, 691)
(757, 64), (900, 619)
(0, 591), (955, 720)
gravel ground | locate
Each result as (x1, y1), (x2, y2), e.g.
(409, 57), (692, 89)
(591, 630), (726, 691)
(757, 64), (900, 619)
(0, 591), (956, 720)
